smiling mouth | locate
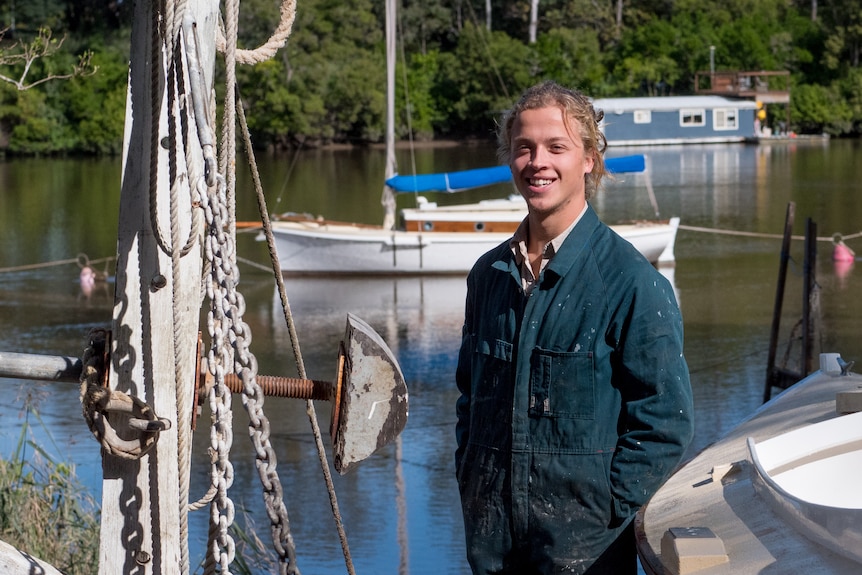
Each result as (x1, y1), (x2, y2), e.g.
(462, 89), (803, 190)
(529, 178), (553, 186)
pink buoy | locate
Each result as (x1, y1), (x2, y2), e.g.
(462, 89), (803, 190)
(79, 266), (96, 297)
(833, 239), (856, 262)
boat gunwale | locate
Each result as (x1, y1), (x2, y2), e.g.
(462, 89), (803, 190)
(748, 434), (862, 564)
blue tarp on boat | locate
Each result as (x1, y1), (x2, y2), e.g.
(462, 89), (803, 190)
(385, 154), (646, 193)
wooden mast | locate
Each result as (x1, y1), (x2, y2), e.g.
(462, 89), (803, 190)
(100, 1), (218, 573)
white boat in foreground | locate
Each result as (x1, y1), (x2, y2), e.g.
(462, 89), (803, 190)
(636, 357), (862, 574)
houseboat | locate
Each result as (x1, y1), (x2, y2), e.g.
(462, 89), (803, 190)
(593, 96), (758, 146)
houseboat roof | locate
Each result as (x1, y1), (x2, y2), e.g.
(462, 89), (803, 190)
(594, 95), (758, 114)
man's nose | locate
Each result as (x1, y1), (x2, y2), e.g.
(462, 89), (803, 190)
(531, 147), (549, 168)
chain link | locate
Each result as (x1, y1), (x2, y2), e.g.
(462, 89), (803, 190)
(201, 173), (300, 575)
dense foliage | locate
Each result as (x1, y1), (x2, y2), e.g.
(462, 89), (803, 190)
(1, 0), (861, 154)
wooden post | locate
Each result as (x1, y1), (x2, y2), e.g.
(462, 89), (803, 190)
(801, 218), (817, 376)
(99, 1), (218, 573)
(763, 207), (820, 402)
(764, 203), (795, 402)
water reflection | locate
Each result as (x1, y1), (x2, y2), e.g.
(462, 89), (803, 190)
(2, 141), (862, 574)
(182, 274), (473, 574)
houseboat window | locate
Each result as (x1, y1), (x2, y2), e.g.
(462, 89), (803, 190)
(633, 110), (652, 124)
(679, 109), (705, 127)
(713, 108), (739, 130)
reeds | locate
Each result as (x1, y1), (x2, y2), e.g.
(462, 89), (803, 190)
(0, 386), (100, 574)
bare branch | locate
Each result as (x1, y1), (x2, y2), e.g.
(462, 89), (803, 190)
(0, 27), (98, 91)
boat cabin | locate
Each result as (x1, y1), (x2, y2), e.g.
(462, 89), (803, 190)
(593, 96), (758, 146)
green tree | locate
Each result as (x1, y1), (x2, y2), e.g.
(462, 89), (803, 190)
(791, 82), (852, 135)
(402, 49), (446, 140)
(832, 67), (862, 135)
(533, 27), (608, 95)
(612, 17), (684, 95)
(818, 0), (862, 69)
(436, 22), (532, 136)
(260, 0), (386, 144)
(63, 49), (127, 154)
(0, 26), (98, 153)
(1, 86), (71, 153)
(399, 0), (456, 55)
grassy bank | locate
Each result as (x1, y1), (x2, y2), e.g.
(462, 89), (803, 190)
(0, 393), (100, 574)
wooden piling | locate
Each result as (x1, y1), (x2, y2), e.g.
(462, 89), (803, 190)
(98, 1), (218, 574)
(764, 205), (819, 402)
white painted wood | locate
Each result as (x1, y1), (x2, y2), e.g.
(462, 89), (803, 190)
(747, 411), (862, 565)
(0, 539), (64, 575)
(268, 216), (678, 275)
(750, 410), (862, 508)
(101, 1), (217, 573)
(636, 370), (862, 574)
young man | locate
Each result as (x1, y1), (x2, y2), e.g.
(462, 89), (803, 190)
(455, 81), (694, 574)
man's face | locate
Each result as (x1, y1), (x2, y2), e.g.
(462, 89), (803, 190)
(509, 106), (594, 222)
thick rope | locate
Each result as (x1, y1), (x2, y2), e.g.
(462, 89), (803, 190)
(149, 5), (199, 259)
(216, 0), (296, 65)
(236, 89), (356, 575)
(169, 18), (201, 573)
(79, 329), (170, 459)
(146, 3), (209, 572)
(0, 254), (114, 274)
(222, 0), (238, 238)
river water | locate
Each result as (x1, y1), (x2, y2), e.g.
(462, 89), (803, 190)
(1, 139), (861, 574)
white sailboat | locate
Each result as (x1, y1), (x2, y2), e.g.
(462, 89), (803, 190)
(266, 0), (679, 276)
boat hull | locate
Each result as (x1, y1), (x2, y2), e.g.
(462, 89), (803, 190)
(636, 369), (862, 574)
(267, 217), (679, 275)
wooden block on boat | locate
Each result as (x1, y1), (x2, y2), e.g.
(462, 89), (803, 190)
(660, 527), (729, 574)
(836, 389), (862, 414)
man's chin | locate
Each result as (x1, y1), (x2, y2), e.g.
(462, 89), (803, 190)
(525, 197), (557, 215)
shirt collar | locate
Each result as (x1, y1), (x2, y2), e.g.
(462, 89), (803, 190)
(509, 202), (589, 288)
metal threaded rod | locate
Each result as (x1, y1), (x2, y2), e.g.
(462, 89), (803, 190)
(0, 351), (333, 401)
(221, 373), (332, 401)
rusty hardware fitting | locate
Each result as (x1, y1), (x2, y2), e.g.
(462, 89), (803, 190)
(79, 329), (172, 459)
(191, 333), (341, 431)
(202, 371), (333, 401)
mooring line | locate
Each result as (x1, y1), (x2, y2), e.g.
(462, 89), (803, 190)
(678, 224), (862, 243)
(0, 255), (115, 274)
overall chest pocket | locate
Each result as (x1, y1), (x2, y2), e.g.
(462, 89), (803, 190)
(529, 349), (595, 419)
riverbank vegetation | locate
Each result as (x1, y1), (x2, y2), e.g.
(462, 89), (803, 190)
(0, 389), (99, 574)
(1, 0), (861, 154)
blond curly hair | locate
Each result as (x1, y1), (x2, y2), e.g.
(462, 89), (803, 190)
(497, 81), (608, 200)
